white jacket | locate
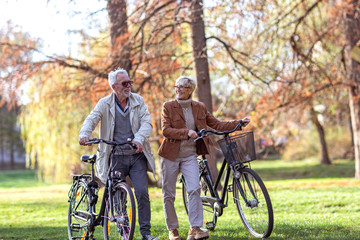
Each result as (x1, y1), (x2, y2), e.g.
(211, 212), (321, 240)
(79, 92), (156, 183)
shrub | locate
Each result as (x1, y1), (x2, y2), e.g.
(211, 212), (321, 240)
(326, 126), (353, 160)
(281, 126), (352, 161)
(281, 129), (319, 161)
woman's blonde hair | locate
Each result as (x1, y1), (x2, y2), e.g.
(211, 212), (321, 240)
(175, 76), (197, 90)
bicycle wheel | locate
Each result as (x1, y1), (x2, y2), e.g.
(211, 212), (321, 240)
(181, 174), (217, 230)
(233, 168), (273, 238)
(104, 182), (136, 240)
(68, 179), (90, 240)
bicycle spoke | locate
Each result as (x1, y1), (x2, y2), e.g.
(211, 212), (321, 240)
(104, 182), (136, 240)
(233, 168), (273, 238)
(68, 180), (90, 240)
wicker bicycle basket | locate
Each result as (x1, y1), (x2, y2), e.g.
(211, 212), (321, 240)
(217, 131), (256, 164)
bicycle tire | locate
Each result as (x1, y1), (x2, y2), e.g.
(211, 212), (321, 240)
(68, 179), (91, 240)
(233, 168), (274, 238)
(103, 182), (136, 240)
(181, 174), (217, 230)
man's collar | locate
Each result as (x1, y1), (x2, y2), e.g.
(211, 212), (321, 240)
(115, 95), (129, 112)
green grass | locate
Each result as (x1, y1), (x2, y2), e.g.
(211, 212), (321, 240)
(0, 159), (359, 240)
(250, 158), (355, 180)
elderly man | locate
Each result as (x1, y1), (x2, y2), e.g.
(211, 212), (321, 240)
(79, 68), (159, 240)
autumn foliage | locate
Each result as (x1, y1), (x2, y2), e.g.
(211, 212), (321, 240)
(1, 0), (360, 182)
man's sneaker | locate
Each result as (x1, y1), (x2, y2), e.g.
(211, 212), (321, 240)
(186, 227), (209, 240)
(142, 234), (160, 240)
(169, 229), (181, 240)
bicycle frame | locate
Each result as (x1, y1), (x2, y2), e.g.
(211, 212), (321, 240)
(68, 138), (138, 240)
(222, 134), (258, 205)
(200, 152), (259, 210)
(87, 175), (112, 233)
(68, 151), (124, 238)
(180, 133), (256, 216)
(181, 121), (274, 238)
(196, 155), (246, 212)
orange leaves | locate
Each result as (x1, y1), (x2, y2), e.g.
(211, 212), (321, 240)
(0, 21), (44, 108)
(303, 89), (314, 98)
(113, 34), (130, 48)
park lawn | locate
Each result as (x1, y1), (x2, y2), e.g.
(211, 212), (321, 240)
(0, 159), (359, 240)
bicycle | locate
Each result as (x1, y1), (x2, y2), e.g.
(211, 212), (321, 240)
(67, 138), (137, 240)
(179, 121), (274, 238)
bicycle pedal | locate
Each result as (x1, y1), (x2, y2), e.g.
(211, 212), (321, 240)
(227, 184), (233, 192)
(71, 223), (81, 231)
(205, 221), (215, 230)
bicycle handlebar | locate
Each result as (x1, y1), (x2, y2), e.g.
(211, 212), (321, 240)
(85, 138), (137, 149)
(194, 120), (244, 141)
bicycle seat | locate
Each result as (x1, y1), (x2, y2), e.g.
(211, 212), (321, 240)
(81, 154), (97, 163)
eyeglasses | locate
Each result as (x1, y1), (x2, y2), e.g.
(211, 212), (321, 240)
(173, 85), (191, 90)
(115, 81), (134, 87)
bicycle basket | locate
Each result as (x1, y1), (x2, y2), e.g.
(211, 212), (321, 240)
(217, 131), (256, 164)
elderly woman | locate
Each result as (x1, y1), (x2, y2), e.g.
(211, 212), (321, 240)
(158, 76), (250, 240)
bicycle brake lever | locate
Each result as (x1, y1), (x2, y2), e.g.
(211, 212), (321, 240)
(193, 133), (207, 142)
(126, 138), (138, 150)
(193, 137), (201, 142)
(86, 138), (100, 144)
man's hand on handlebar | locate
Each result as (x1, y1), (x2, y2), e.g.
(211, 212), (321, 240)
(132, 141), (143, 153)
(79, 136), (92, 146)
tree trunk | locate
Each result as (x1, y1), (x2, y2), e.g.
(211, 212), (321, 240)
(0, 138), (4, 168)
(348, 110), (355, 160)
(10, 141), (15, 169)
(107, 0), (132, 72)
(190, 0), (218, 180)
(310, 108), (331, 165)
(349, 86), (360, 178)
(345, 0), (360, 179)
(190, 0), (213, 113)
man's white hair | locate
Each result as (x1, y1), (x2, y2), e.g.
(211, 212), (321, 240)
(108, 68), (129, 90)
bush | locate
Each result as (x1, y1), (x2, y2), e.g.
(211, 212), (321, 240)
(281, 129), (319, 161)
(281, 126), (352, 161)
(326, 126), (353, 160)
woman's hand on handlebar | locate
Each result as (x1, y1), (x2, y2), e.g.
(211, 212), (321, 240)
(79, 136), (92, 146)
(241, 117), (250, 127)
(194, 116), (251, 141)
(188, 129), (198, 139)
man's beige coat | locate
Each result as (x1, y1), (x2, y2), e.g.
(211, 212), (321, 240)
(79, 92), (155, 183)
